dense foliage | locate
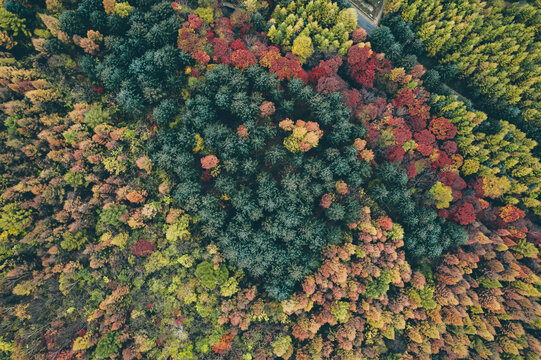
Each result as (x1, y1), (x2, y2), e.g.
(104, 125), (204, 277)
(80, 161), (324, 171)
(0, 0), (540, 359)
(430, 94), (541, 215)
(384, 0), (541, 144)
(152, 64), (369, 299)
(59, 0), (192, 117)
(267, 0), (357, 59)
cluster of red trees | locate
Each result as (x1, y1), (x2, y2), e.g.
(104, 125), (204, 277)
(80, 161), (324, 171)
(177, 14), (307, 81)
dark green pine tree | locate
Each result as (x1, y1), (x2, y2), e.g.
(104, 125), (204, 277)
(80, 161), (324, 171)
(151, 65), (370, 300)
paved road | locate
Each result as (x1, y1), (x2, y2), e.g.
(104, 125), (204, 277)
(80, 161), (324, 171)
(355, 10), (377, 34)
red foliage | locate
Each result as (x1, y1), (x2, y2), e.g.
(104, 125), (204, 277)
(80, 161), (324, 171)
(320, 194), (332, 208)
(230, 39), (246, 50)
(378, 216), (393, 230)
(386, 145), (405, 162)
(316, 74), (347, 95)
(432, 149), (452, 169)
(342, 89), (360, 110)
(174, 316), (185, 325)
(429, 117), (457, 140)
(131, 239), (156, 257)
(309, 66), (330, 84)
(239, 24), (251, 36)
(472, 178), (485, 198)
(201, 155), (219, 169)
(309, 56), (342, 84)
(393, 127), (412, 146)
(259, 46), (281, 68)
(439, 172), (466, 190)
(351, 28), (367, 42)
(187, 14), (203, 29)
(414, 129), (436, 146)
(441, 140), (457, 154)
(451, 201), (476, 225)
(410, 64), (426, 78)
(194, 50), (210, 64)
(387, 115), (406, 127)
(347, 45), (377, 88)
(231, 49), (257, 70)
(499, 204), (525, 223)
(211, 332), (235, 355)
(297, 69), (309, 84)
(211, 38), (232, 64)
(406, 162), (417, 178)
(393, 88), (415, 108)
(365, 128), (381, 146)
(408, 102), (431, 132)
(177, 27), (205, 55)
(201, 170), (212, 181)
(214, 17), (234, 42)
(270, 55), (302, 80)
(206, 29), (215, 42)
(416, 143), (433, 156)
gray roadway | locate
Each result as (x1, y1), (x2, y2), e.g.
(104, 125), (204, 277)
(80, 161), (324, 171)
(356, 10), (377, 33)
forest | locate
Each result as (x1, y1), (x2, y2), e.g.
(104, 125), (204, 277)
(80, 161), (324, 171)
(0, 0), (539, 359)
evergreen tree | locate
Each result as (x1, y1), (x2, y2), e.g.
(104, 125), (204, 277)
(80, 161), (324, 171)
(152, 65), (369, 299)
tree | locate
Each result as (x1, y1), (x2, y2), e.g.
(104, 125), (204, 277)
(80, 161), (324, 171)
(347, 44), (377, 88)
(391, 0), (541, 134)
(59, 0), (192, 118)
(292, 35), (314, 62)
(152, 65), (369, 299)
(428, 182), (453, 209)
(367, 26), (395, 52)
(153, 99), (178, 126)
(58, 10), (86, 36)
(267, 0), (356, 55)
(421, 69), (442, 93)
(368, 162), (467, 258)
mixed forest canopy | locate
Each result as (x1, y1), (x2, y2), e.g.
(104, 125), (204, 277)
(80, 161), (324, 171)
(0, 0), (540, 359)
